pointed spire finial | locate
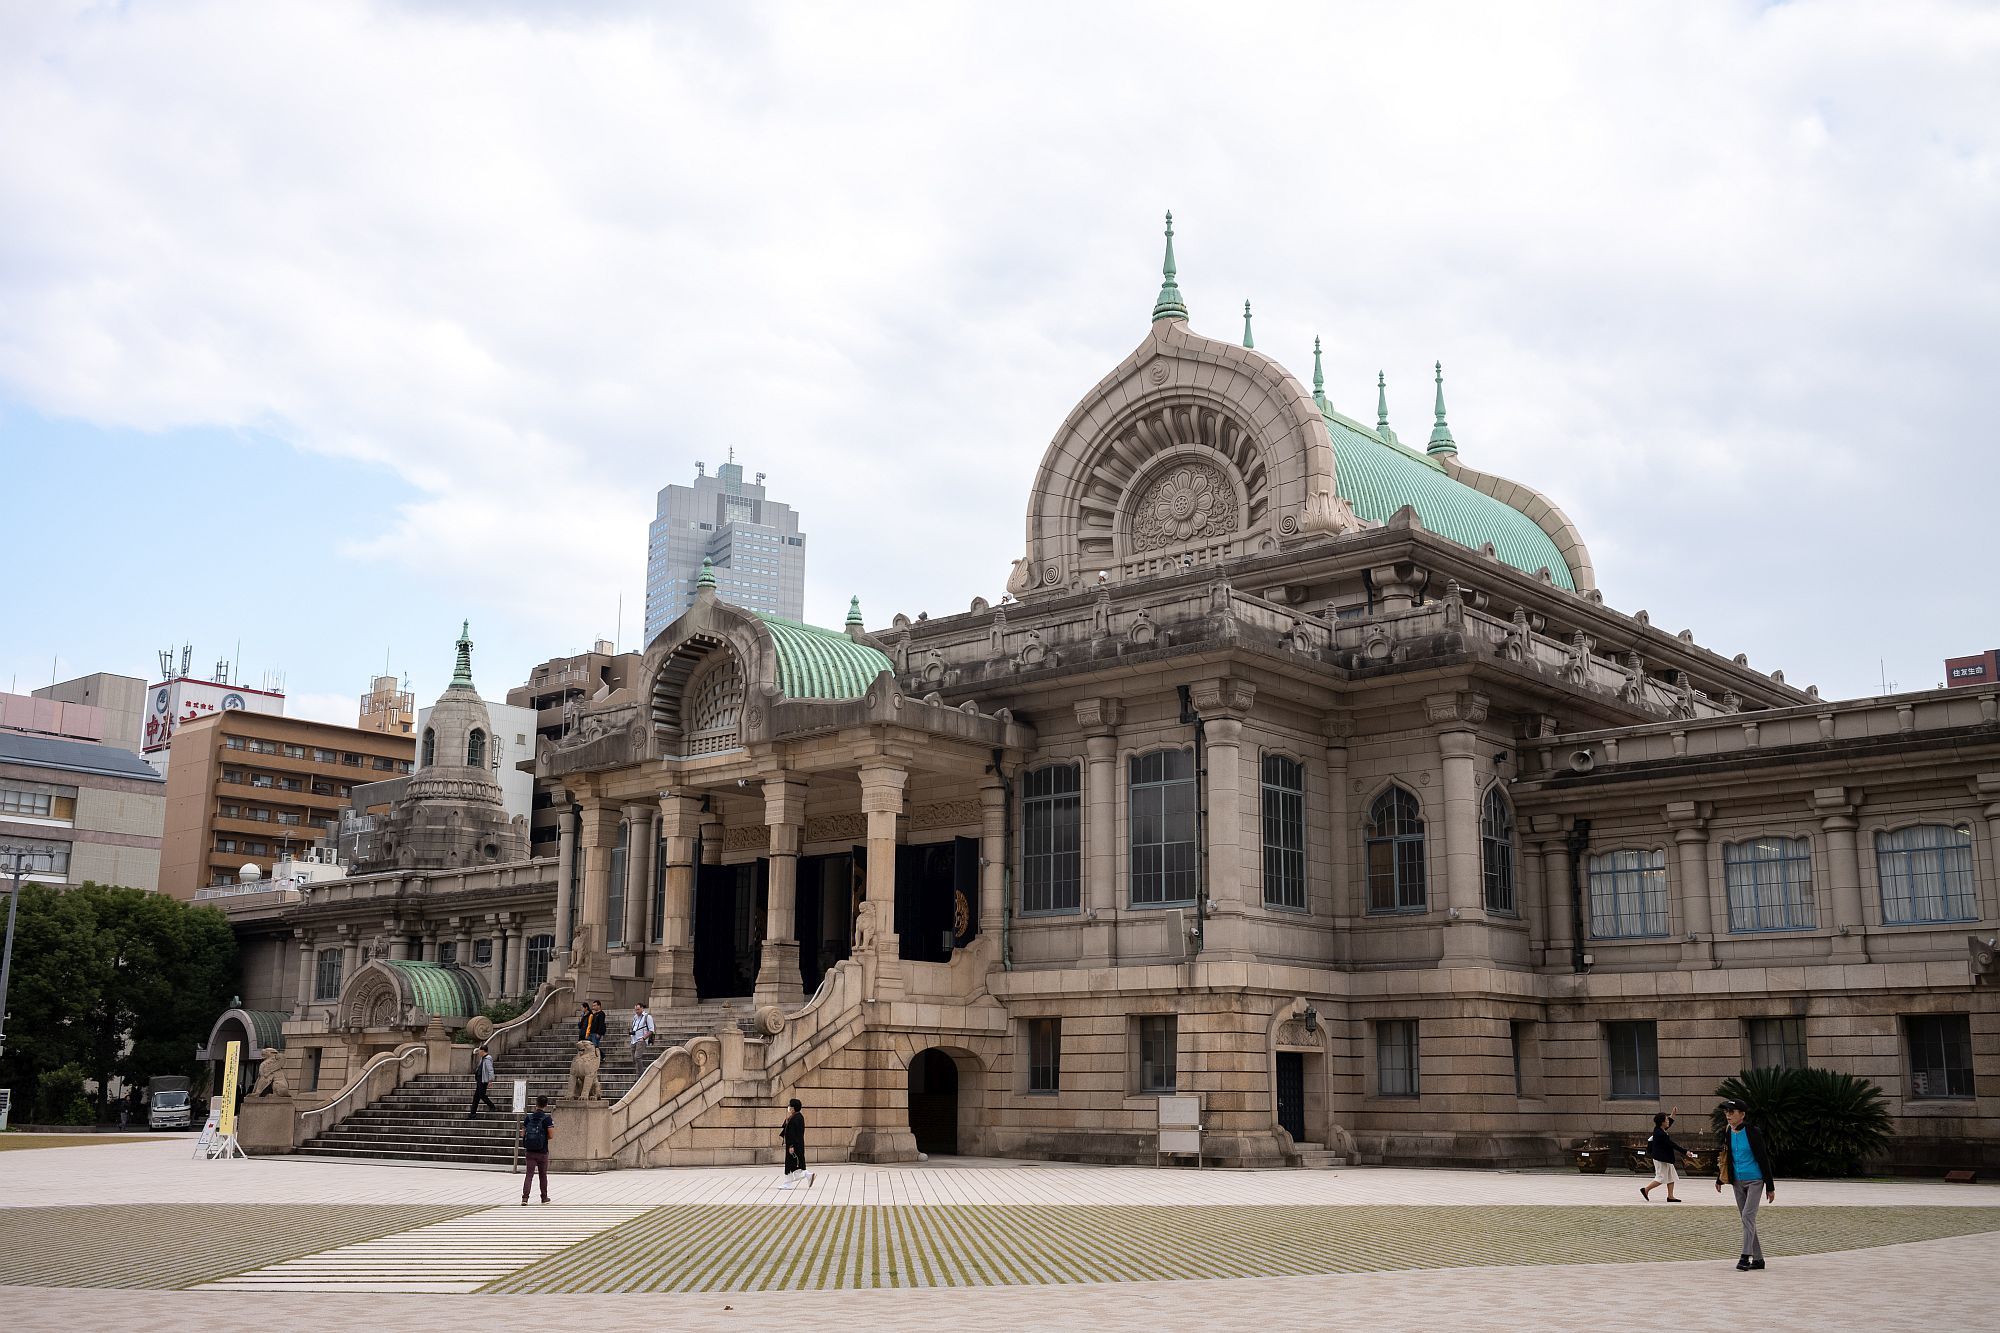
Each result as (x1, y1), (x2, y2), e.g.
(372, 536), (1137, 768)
(1150, 211), (1188, 323)
(1241, 299), (1254, 348)
(696, 557), (717, 593)
(451, 620), (474, 689)
(846, 595), (864, 629)
(1311, 337), (1326, 409)
(1427, 360), (1457, 457)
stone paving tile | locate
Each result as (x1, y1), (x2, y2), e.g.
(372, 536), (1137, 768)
(0, 1205), (480, 1289)
(11, 1230), (2000, 1332)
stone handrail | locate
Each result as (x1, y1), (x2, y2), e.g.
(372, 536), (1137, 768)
(300, 1041), (428, 1131)
(486, 978), (575, 1063)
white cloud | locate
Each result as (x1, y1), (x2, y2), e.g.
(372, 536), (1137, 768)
(2, 0), (1997, 701)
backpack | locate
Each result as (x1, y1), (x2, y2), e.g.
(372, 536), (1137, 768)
(523, 1112), (550, 1154)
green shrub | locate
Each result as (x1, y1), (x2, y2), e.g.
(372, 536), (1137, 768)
(1712, 1066), (1893, 1176)
(37, 1064), (93, 1125)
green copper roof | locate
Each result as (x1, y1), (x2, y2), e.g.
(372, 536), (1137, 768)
(450, 621), (475, 689)
(757, 614), (893, 700)
(242, 1009), (287, 1053)
(382, 960), (484, 1017)
(1151, 211), (1188, 323)
(1323, 404), (1575, 589)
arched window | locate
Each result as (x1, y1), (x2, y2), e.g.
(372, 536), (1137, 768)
(685, 656), (745, 755)
(1480, 787), (1517, 916)
(1365, 786), (1426, 914)
(466, 728), (486, 769)
(421, 727), (436, 767)
(1261, 754), (1306, 911)
(606, 818), (629, 948)
(1876, 824), (1977, 924)
(1724, 836), (1815, 932)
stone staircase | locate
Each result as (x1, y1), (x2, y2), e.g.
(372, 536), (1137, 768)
(296, 1003), (748, 1166)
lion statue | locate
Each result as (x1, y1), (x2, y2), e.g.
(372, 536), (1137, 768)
(567, 1039), (603, 1100)
(249, 1060), (291, 1098)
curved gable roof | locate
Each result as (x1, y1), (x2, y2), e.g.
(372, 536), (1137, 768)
(381, 960), (484, 1018)
(1323, 407), (1575, 589)
(756, 615), (893, 700)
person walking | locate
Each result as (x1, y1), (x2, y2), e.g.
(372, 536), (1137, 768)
(466, 1045), (498, 1119)
(1716, 1098), (1778, 1270)
(778, 1097), (813, 1189)
(630, 1002), (656, 1058)
(520, 1095), (554, 1205)
(1639, 1107), (1690, 1202)
(583, 1000), (607, 1050)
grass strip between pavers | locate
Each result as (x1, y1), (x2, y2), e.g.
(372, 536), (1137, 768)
(481, 1204), (2000, 1294)
(0, 1204), (483, 1290)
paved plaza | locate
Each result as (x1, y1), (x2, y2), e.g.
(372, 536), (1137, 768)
(4, 1138), (1998, 1331)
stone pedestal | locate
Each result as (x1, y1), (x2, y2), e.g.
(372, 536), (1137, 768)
(549, 1097), (613, 1172)
(238, 1094), (301, 1155)
(850, 1126), (920, 1163)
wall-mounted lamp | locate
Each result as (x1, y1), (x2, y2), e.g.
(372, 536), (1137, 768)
(1302, 1005), (1319, 1034)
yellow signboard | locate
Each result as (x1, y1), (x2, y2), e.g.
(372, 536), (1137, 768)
(218, 1040), (241, 1138)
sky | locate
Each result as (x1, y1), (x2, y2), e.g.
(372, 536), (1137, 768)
(2, 0), (1996, 721)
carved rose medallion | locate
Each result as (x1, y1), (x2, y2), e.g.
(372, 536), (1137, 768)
(1130, 462), (1238, 553)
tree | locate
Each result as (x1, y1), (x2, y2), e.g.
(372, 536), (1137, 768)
(0, 882), (236, 1121)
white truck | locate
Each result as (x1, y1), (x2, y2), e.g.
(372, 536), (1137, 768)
(147, 1076), (192, 1130)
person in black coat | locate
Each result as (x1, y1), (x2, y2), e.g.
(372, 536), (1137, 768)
(1639, 1107), (1692, 1202)
(779, 1097), (814, 1189)
(1716, 1099), (1779, 1270)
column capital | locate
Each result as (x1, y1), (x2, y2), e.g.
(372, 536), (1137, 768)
(1425, 690), (1490, 729)
(1204, 715), (1244, 747)
(1971, 772), (2000, 800)
(1664, 799), (1712, 831)
(1812, 785), (1859, 814)
(1074, 696), (1125, 733)
(761, 773), (809, 827)
(621, 800), (654, 821)
(858, 762), (909, 809)
(1189, 676), (1255, 717)
(1323, 710), (1355, 744)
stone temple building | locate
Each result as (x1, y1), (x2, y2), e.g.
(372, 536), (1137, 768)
(218, 219), (1999, 1172)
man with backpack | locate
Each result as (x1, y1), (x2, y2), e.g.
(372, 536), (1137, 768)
(521, 1095), (555, 1205)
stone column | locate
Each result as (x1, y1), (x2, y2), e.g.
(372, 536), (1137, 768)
(1324, 714), (1353, 921)
(387, 920), (410, 961)
(654, 792), (702, 1006)
(294, 931), (315, 1017)
(978, 778), (1007, 944)
(858, 761), (908, 990)
(1665, 800), (1715, 966)
(623, 802), (656, 958)
(1536, 817), (1573, 966)
(341, 927), (360, 992)
(575, 798), (620, 996)
(1520, 838), (1545, 960)
(755, 775), (808, 1009)
(1075, 699), (1124, 942)
(1189, 680), (1255, 925)
(454, 918), (472, 969)
(1428, 691), (1489, 961)
(503, 917), (526, 998)
(554, 797), (578, 956)
(1979, 774), (2000, 926)
(1814, 786), (1869, 960)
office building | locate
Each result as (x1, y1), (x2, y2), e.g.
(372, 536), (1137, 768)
(643, 457), (806, 645)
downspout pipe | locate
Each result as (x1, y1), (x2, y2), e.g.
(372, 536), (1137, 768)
(1179, 685), (1207, 955)
(992, 748), (1015, 971)
(1565, 817), (1592, 974)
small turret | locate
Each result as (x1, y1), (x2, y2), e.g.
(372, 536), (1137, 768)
(1151, 211), (1189, 323)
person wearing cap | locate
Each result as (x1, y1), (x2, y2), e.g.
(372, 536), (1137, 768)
(778, 1097), (814, 1189)
(1716, 1099), (1778, 1269)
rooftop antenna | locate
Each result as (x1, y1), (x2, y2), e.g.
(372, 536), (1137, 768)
(158, 648), (173, 678)
(234, 639), (241, 685)
(180, 645), (192, 677)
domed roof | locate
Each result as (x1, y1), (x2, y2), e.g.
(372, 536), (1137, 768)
(1321, 404), (1576, 588)
(756, 614), (894, 699)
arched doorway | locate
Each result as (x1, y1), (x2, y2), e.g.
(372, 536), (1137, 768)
(908, 1048), (960, 1156)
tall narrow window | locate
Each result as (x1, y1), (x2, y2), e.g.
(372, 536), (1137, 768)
(525, 934), (555, 990)
(1606, 1021), (1660, 1098)
(1137, 1015), (1178, 1092)
(1129, 750), (1197, 906)
(1747, 1017), (1807, 1070)
(421, 727), (436, 766)
(1588, 848), (1670, 938)
(1481, 788), (1517, 915)
(1022, 763), (1082, 914)
(466, 728), (486, 769)
(1876, 825), (1977, 924)
(1724, 837), (1815, 932)
(314, 948), (343, 1001)
(1365, 787), (1426, 913)
(652, 833), (667, 945)
(1510, 1021), (1530, 1097)
(606, 820), (629, 948)
(1377, 1019), (1420, 1097)
(1905, 1014), (1975, 1099)
(1261, 754), (1307, 911)
(1027, 1017), (1061, 1093)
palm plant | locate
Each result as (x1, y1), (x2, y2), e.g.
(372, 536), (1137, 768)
(1711, 1066), (1892, 1176)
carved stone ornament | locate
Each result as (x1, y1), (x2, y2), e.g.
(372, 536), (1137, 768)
(912, 798), (982, 831)
(723, 825), (766, 853)
(1129, 461), (1239, 554)
(1129, 611), (1158, 646)
(1276, 1019), (1315, 1048)
(805, 813), (867, 843)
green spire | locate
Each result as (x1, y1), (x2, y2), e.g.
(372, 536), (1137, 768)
(1311, 337), (1326, 409)
(1241, 299), (1254, 348)
(1376, 371), (1390, 434)
(846, 595), (864, 629)
(696, 557), (717, 592)
(1427, 360), (1457, 457)
(1150, 211), (1188, 323)
(451, 620), (474, 689)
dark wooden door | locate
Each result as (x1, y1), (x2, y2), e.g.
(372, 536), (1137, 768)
(1277, 1051), (1306, 1143)
(909, 1049), (959, 1155)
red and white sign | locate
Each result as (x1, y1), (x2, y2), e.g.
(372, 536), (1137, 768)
(142, 678), (285, 753)
(1944, 651), (1999, 690)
